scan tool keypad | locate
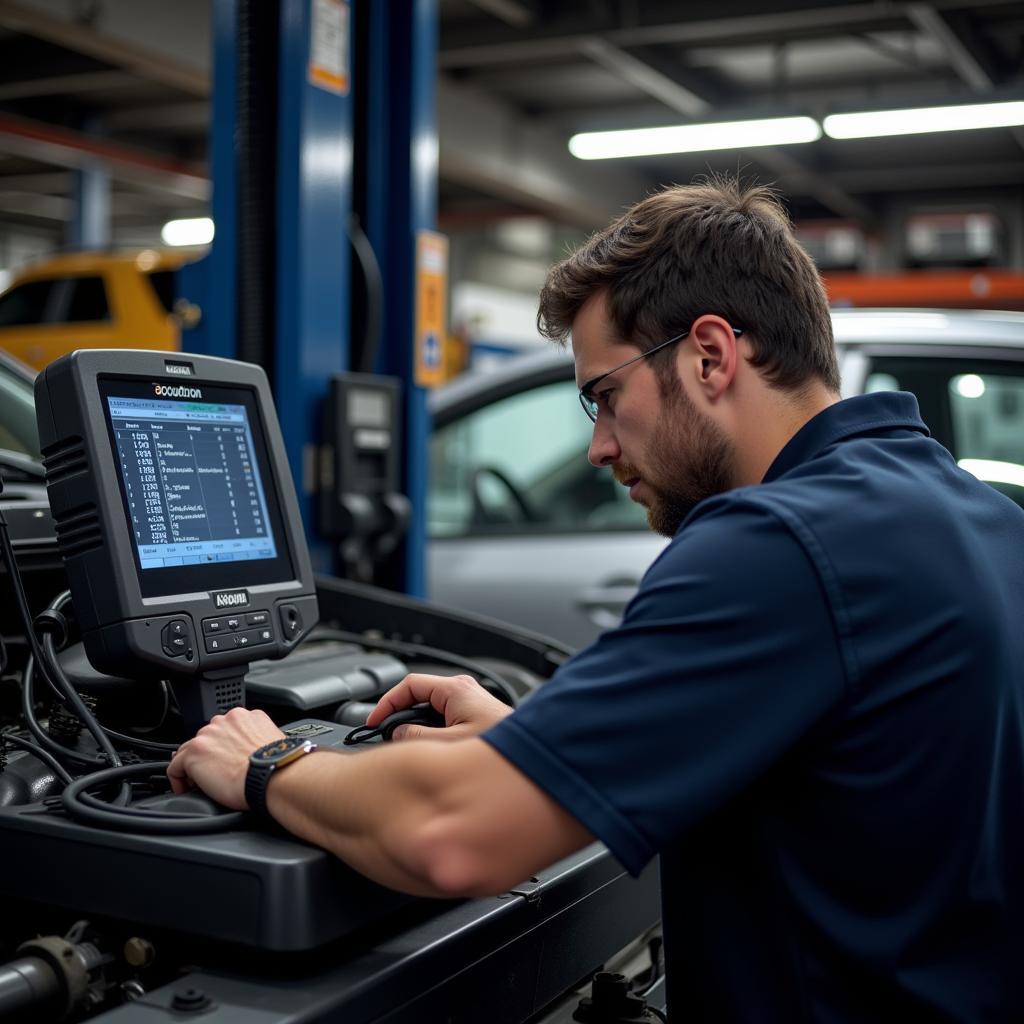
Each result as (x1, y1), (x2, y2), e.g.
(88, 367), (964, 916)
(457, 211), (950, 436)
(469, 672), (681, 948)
(203, 610), (274, 654)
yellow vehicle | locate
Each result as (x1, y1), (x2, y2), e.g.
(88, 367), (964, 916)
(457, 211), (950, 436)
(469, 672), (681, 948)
(0, 248), (204, 371)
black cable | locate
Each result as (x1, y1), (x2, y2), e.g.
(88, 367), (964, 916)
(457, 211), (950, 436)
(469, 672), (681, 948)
(649, 1007), (668, 1023)
(20, 655), (108, 768)
(346, 213), (384, 373)
(44, 624), (122, 765)
(61, 762), (246, 834)
(99, 727), (177, 756)
(1, 732), (75, 785)
(312, 628), (519, 706)
(3, 474), (238, 831)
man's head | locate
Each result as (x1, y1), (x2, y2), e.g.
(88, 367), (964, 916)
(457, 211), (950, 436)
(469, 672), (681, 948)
(538, 176), (840, 535)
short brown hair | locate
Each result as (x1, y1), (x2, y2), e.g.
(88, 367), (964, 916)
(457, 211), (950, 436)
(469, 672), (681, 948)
(538, 176), (840, 392)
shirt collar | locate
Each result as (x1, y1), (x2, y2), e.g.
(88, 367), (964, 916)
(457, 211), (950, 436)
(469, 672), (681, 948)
(762, 391), (930, 483)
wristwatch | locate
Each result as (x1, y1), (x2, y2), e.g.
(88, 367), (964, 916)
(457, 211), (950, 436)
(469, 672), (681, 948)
(245, 735), (318, 822)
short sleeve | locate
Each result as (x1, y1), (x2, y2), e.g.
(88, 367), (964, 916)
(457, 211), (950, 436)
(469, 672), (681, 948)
(483, 500), (848, 875)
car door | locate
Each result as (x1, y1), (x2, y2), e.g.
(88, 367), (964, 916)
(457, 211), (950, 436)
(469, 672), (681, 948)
(427, 371), (666, 649)
(853, 345), (1024, 509)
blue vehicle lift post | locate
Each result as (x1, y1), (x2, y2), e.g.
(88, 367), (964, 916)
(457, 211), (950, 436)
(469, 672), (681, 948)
(355, 0), (437, 597)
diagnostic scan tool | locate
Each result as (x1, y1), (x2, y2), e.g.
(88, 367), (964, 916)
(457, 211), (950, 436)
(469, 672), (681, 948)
(34, 350), (318, 732)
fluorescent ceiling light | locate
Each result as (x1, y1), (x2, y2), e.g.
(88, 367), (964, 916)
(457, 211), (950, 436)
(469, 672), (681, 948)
(569, 116), (821, 160)
(824, 100), (1024, 139)
(161, 217), (214, 246)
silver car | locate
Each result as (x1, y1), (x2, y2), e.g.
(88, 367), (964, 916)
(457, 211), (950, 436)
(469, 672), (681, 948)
(427, 309), (1024, 649)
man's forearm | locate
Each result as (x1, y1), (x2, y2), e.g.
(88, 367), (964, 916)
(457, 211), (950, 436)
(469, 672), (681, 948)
(264, 739), (482, 897)
(261, 733), (593, 900)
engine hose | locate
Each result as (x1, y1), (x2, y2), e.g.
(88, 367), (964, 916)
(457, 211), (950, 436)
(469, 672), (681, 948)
(0, 954), (63, 1019)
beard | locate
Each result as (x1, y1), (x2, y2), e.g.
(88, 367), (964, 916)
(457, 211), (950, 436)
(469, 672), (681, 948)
(614, 381), (735, 537)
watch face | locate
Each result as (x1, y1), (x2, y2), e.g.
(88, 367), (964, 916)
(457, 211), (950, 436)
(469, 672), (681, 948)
(254, 736), (306, 763)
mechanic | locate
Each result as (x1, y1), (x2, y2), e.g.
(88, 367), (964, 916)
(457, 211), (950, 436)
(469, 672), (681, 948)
(167, 177), (1023, 1022)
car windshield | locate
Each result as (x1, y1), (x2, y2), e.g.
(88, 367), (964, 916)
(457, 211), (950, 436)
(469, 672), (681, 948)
(0, 361), (41, 461)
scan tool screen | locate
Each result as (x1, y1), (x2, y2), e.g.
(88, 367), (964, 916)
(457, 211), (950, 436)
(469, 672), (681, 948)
(99, 377), (294, 597)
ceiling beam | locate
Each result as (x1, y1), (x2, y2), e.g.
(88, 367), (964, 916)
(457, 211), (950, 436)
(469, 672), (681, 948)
(907, 3), (1024, 152)
(437, 74), (648, 228)
(0, 170), (70, 191)
(0, 188), (69, 219)
(441, 0), (1024, 68)
(829, 160), (1024, 191)
(0, 0), (209, 96)
(462, 0), (537, 28)
(0, 111), (209, 200)
(906, 4), (998, 90)
(442, 3), (909, 68)
(575, 37), (709, 119)
(103, 101), (210, 132)
(0, 69), (132, 101)
(573, 38), (874, 224)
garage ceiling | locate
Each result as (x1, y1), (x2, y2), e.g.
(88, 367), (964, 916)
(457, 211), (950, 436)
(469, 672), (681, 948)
(0, 0), (1020, 239)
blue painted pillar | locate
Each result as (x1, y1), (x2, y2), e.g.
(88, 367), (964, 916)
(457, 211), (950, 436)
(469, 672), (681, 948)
(364, 0), (438, 596)
(181, 0), (238, 360)
(276, 0), (354, 572)
(70, 165), (111, 248)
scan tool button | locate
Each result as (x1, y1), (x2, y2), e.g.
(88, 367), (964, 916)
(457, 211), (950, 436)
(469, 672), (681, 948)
(279, 604), (302, 641)
(203, 618), (224, 635)
(233, 629), (261, 650)
(246, 611), (269, 627)
(161, 619), (190, 658)
(205, 635), (227, 654)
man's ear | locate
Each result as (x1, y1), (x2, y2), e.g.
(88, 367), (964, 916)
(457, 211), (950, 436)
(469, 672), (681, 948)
(685, 315), (740, 400)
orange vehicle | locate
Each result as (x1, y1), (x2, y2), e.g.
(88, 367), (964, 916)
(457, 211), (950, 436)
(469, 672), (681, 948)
(0, 248), (204, 371)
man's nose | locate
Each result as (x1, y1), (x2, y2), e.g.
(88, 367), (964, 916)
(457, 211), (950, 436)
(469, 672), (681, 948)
(588, 417), (620, 467)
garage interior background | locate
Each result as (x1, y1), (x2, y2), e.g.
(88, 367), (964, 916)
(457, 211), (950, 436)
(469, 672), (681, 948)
(0, 0), (1021, 364)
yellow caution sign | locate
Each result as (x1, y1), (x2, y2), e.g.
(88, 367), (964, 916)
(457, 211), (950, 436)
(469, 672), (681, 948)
(414, 231), (449, 389)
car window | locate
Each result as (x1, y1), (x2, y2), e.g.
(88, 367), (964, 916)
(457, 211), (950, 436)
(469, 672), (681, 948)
(147, 270), (176, 315)
(0, 279), (54, 327)
(64, 276), (110, 322)
(0, 361), (40, 459)
(429, 377), (647, 537)
(866, 356), (1024, 508)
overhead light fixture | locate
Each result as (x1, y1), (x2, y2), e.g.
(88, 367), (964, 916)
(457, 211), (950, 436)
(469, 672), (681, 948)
(161, 217), (215, 246)
(823, 100), (1024, 139)
(568, 116), (821, 160)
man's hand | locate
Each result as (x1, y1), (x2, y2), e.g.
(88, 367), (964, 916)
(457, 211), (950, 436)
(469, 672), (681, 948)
(167, 707), (285, 808)
(367, 673), (513, 742)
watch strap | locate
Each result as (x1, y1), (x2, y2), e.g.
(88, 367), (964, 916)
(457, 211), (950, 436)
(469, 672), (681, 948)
(245, 738), (317, 822)
(244, 759), (276, 822)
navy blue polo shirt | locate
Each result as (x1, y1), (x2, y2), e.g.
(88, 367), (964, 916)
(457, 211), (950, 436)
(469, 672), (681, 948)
(484, 392), (1024, 1023)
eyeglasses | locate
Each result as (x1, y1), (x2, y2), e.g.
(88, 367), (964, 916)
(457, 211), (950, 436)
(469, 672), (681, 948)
(577, 326), (744, 422)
